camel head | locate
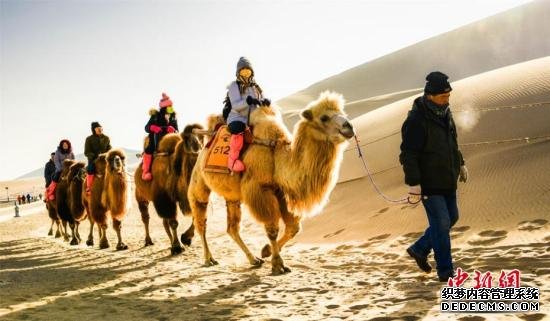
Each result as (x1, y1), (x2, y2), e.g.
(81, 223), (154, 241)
(299, 91), (355, 143)
(181, 124), (204, 155)
(67, 162), (86, 184)
(106, 149), (126, 175)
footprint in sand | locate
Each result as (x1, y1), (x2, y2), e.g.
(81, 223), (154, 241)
(323, 228), (345, 239)
(458, 316), (486, 321)
(518, 313), (548, 321)
(468, 230), (508, 246)
(451, 225), (471, 237)
(517, 219), (548, 231)
(378, 207), (389, 214)
(369, 234), (391, 241)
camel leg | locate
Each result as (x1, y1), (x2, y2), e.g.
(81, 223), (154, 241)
(162, 218), (173, 242)
(86, 214), (94, 246)
(54, 220), (62, 238)
(113, 218), (128, 250)
(180, 218), (195, 247)
(69, 222), (79, 246)
(48, 219), (54, 236)
(99, 223), (109, 249)
(193, 200), (217, 266)
(138, 201), (154, 246)
(226, 200), (264, 267)
(169, 218), (183, 255)
(62, 220), (70, 242)
(242, 184), (289, 275)
(262, 190), (301, 258)
(75, 222), (81, 243)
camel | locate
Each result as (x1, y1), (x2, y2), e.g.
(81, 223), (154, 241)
(134, 124), (204, 255)
(65, 161), (90, 245)
(86, 149), (130, 250)
(55, 159), (80, 243)
(188, 91), (355, 274)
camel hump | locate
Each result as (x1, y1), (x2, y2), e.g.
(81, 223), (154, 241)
(157, 133), (181, 154)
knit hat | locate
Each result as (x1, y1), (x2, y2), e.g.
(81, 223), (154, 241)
(91, 121), (102, 134)
(424, 71), (452, 95)
(159, 92), (173, 108)
(236, 57), (254, 76)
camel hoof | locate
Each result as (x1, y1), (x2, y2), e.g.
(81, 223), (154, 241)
(272, 266), (291, 275)
(86, 239), (94, 247)
(203, 258), (219, 267)
(70, 238), (79, 246)
(144, 237), (154, 246)
(55, 231), (61, 238)
(99, 240), (109, 249)
(170, 244), (183, 255)
(48, 229), (53, 236)
(116, 243), (128, 251)
(251, 257), (265, 268)
(180, 234), (193, 247)
(261, 244), (272, 258)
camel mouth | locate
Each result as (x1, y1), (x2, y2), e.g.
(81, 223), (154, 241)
(339, 122), (355, 139)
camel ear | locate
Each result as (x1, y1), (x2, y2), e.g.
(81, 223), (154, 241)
(301, 109), (313, 121)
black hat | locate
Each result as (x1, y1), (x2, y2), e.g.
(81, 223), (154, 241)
(91, 121), (101, 134)
(424, 71), (452, 95)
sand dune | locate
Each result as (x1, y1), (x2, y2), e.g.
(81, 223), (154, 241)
(277, 0), (550, 111)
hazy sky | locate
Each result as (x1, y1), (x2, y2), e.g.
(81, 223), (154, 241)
(0, 0), (531, 180)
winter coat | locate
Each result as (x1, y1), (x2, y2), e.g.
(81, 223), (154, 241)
(145, 108), (179, 135)
(399, 96), (465, 195)
(44, 160), (56, 187)
(227, 81), (264, 125)
(54, 148), (75, 173)
(84, 134), (111, 162)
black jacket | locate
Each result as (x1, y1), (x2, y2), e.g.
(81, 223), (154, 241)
(44, 160), (56, 187)
(145, 109), (179, 135)
(84, 134), (111, 162)
(399, 96), (465, 195)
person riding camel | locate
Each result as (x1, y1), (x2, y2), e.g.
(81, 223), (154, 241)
(84, 122), (112, 194)
(141, 92), (179, 181)
(226, 57), (271, 172)
(45, 139), (75, 201)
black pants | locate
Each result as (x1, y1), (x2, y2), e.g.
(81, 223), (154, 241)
(228, 121), (246, 134)
(87, 161), (95, 174)
(145, 133), (164, 154)
(52, 171), (62, 182)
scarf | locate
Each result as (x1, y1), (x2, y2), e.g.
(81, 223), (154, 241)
(424, 96), (449, 119)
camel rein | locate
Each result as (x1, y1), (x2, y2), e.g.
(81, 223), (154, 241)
(353, 135), (419, 205)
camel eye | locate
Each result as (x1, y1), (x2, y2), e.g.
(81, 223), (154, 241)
(320, 115), (330, 122)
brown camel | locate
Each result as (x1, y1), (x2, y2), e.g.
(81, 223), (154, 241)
(134, 124), (204, 255)
(66, 161), (90, 245)
(188, 92), (355, 274)
(86, 149), (130, 250)
(55, 159), (79, 243)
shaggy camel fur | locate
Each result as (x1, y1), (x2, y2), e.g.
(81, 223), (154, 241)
(86, 149), (130, 250)
(134, 124), (204, 255)
(188, 92), (355, 274)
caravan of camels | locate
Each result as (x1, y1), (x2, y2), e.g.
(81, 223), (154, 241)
(46, 91), (355, 275)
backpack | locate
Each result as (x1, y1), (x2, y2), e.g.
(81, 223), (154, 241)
(222, 93), (232, 122)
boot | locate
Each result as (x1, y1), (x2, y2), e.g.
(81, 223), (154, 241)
(86, 174), (94, 195)
(227, 134), (245, 172)
(141, 153), (153, 181)
(46, 182), (57, 201)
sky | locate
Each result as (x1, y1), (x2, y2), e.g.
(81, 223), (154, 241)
(0, 0), (532, 180)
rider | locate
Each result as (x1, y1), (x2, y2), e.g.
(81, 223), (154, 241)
(45, 139), (75, 201)
(84, 122), (112, 194)
(141, 92), (179, 181)
(226, 57), (271, 172)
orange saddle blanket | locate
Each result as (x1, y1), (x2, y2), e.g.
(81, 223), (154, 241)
(204, 126), (231, 174)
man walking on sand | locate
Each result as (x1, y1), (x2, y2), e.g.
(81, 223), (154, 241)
(399, 71), (468, 282)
